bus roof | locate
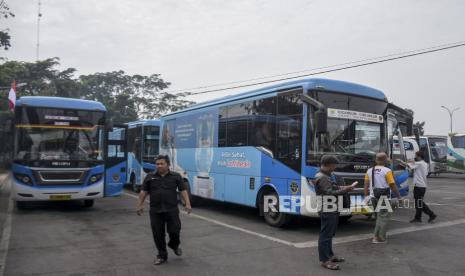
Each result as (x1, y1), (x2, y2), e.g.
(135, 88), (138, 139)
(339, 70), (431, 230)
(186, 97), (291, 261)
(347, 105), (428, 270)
(16, 96), (106, 111)
(127, 119), (160, 127)
(163, 78), (386, 118)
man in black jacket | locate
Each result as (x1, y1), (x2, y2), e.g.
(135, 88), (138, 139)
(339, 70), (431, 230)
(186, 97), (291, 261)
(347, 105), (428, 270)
(136, 155), (192, 265)
(315, 155), (353, 270)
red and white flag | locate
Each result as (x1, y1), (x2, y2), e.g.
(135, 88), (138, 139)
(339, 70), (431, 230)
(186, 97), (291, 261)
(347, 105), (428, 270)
(8, 80), (16, 112)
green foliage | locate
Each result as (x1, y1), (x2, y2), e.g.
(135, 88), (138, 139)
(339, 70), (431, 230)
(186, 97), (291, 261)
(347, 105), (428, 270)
(0, 58), (194, 123)
(414, 121), (425, 136)
(0, 0), (15, 50)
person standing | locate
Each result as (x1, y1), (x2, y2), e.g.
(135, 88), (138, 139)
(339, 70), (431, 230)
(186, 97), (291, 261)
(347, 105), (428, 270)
(399, 151), (437, 223)
(364, 152), (402, 244)
(137, 155), (192, 265)
(315, 155), (354, 270)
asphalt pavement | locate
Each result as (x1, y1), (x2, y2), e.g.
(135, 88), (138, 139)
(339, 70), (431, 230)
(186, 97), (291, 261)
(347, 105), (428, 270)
(0, 173), (464, 276)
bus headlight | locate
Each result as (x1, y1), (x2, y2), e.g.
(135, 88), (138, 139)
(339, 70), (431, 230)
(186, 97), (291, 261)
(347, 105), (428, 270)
(89, 173), (103, 184)
(14, 173), (32, 185)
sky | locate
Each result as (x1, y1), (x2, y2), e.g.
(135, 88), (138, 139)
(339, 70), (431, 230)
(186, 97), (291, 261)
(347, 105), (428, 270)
(2, 0), (465, 134)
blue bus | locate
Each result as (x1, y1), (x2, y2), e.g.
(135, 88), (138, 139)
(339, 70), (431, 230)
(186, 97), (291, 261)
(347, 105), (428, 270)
(126, 120), (160, 192)
(11, 96), (128, 209)
(159, 78), (412, 226)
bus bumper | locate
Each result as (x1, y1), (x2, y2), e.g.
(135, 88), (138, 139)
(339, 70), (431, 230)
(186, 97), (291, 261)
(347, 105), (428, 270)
(12, 179), (104, 201)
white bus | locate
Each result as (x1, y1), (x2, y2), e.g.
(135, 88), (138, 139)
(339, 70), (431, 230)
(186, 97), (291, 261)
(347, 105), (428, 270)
(447, 133), (465, 174)
(405, 135), (448, 176)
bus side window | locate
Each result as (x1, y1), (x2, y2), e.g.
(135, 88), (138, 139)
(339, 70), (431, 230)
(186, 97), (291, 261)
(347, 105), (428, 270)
(247, 97), (277, 154)
(218, 107), (227, 147)
(276, 91), (303, 172)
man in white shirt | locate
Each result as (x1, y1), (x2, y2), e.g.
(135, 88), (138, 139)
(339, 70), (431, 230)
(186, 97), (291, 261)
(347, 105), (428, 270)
(364, 152), (402, 244)
(400, 151), (437, 223)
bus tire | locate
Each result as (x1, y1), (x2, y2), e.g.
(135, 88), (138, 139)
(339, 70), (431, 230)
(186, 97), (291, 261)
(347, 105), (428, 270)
(261, 191), (290, 228)
(83, 200), (94, 208)
(339, 215), (352, 224)
(131, 175), (140, 193)
(16, 201), (27, 210)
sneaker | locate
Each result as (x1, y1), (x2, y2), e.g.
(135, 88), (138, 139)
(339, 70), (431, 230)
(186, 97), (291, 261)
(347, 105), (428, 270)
(321, 261), (340, 270)
(172, 247), (183, 256)
(372, 237), (387, 244)
(410, 218), (422, 223)
(428, 214), (437, 223)
(153, 257), (167, 266)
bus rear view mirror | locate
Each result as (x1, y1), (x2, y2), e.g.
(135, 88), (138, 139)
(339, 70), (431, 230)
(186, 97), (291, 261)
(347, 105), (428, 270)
(106, 119), (114, 131)
(315, 110), (327, 134)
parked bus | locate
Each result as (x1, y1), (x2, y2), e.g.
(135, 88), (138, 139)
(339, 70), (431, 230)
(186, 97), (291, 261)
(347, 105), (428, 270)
(159, 78), (411, 226)
(126, 120), (160, 192)
(447, 133), (465, 174)
(11, 96), (128, 209)
(405, 135), (448, 176)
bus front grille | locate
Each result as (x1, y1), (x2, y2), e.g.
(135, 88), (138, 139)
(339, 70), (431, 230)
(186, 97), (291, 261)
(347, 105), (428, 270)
(32, 169), (88, 186)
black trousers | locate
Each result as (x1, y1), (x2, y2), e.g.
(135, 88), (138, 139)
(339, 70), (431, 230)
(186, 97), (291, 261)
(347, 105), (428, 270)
(149, 210), (182, 259)
(318, 213), (339, 262)
(413, 187), (435, 220)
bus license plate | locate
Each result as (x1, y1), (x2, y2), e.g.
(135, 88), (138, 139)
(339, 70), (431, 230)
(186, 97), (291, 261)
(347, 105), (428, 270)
(49, 195), (72, 200)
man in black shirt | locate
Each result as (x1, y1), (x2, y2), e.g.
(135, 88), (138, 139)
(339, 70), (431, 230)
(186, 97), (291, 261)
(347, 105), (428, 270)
(315, 155), (353, 270)
(136, 155), (192, 265)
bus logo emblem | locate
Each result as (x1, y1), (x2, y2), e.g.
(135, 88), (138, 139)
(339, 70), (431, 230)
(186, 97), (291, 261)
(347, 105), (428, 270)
(290, 181), (299, 194)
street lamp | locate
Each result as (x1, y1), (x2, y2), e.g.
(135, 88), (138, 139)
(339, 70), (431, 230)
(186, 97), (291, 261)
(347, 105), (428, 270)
(441, 105), (460, 133)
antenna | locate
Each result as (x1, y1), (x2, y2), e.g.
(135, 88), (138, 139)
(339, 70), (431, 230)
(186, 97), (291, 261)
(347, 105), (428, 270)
(36, 0), (42, 61)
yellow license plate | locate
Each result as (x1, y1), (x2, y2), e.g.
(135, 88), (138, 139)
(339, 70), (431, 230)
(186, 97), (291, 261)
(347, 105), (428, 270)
(49, 195), (72, 200)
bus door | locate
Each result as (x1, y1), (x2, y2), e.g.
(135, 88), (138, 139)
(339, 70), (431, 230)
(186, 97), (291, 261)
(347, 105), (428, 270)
(387, 114), (409, 197)
(104, 124), (128, 197)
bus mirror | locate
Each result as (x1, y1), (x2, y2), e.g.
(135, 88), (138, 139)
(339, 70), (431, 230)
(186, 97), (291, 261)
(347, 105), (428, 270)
(316, 110), (327, 134)
(106, 119), (114, 131)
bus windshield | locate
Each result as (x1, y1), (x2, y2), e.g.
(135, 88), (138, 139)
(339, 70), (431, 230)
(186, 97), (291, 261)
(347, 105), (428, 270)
(307, 90), (387, 165)
(451, 135), (465, 149)
(14, 107), (104, 162)
(143, 126), (160, 163)
(308, 119), (382, 164)
(429, 137), (448, 162)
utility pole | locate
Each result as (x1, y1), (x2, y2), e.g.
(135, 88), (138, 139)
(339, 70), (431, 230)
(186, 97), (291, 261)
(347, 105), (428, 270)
(441, 105), (460, 133)
(36, 0), (42, 61)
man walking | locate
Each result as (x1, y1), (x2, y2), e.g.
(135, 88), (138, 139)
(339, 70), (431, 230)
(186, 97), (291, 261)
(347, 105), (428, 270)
(137, 155), (192, 265)
(315, 155), (354, 270)
(399, 151), (437, 223)
(364, 152), (402, 244)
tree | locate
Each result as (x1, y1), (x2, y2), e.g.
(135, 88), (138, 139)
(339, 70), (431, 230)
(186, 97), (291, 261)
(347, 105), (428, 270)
(0, 0), (14, 50)
(1, 59), (194, 123)
(414, 121), (425, 136)
(79, 71), (194, 122)
(0, 58), (81, 97)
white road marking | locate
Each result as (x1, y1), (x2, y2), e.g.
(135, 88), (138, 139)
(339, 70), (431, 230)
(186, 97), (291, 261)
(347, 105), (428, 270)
(429, 190), (465, 195)
(429, 202), (465, 207)
(294, 218), (465, 248)
(0, 182), (13, 276)
(123, 191), (465, 250)
(123, 192), (294, 246)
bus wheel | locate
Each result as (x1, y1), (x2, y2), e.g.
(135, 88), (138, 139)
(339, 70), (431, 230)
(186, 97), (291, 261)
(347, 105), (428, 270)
(131, 176), (140, 193)
(16, 201), (27, 210)
(262, 192), (289, 227)
(83, 200), (94, 208)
